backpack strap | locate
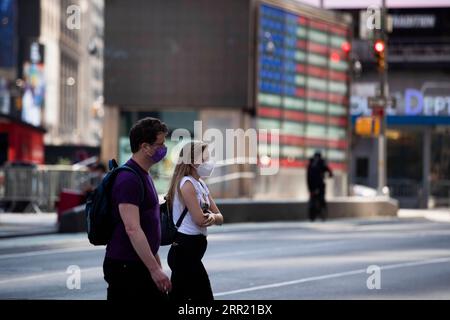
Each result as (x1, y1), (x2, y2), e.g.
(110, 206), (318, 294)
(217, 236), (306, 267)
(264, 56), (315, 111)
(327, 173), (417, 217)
(163, 196), (187, 229)
(175, 207), (188, 228)
(108, 159), (119, 171)
(116, 165), (145, 204)
(173, 178), (207, 229)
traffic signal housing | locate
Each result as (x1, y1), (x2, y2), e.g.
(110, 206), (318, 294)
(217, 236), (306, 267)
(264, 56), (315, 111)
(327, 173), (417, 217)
(373, 39), (386, 72)
(355, 116), (380, 137)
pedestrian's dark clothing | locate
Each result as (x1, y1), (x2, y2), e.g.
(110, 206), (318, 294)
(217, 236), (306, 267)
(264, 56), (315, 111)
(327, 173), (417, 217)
(167, 232), (214, 302)
(307, 158), (332, 193)
(103, 258), (168, 302)
(307, 157), (333, 221)
(103, 158), (162, 301)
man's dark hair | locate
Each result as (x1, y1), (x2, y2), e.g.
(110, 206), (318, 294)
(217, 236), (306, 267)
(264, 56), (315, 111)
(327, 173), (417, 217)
(129, 117), (168, 153)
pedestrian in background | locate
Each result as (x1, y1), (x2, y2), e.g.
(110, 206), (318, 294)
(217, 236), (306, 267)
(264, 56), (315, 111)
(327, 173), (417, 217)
(307, 151), (333, 222)
(166, 141), (224, 302)
(103, 117), (171, 301)
(82, 162), (107, 197)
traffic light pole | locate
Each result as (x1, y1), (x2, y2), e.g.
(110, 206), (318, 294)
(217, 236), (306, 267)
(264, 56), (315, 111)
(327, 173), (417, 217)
(377, 0), (388, 196)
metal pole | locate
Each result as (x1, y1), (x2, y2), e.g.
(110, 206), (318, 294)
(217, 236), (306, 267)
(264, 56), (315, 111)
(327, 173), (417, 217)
(423, 127), (431, 208)
(377, 0), (388, 196)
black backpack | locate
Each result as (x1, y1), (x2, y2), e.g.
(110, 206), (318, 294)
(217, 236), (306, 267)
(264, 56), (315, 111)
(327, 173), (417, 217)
(85, 159), (144, 245)
(159, 198), (188, 246)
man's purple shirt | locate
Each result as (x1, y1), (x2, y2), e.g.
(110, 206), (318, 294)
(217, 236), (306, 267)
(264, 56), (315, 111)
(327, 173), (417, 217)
(105, 158), (161, 262)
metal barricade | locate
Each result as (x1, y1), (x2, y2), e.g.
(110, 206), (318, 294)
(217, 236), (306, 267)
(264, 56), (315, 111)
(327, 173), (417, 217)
(0, 165), (95, 213)
(387, 178), (422, 208)
(430, 180), (450, 208)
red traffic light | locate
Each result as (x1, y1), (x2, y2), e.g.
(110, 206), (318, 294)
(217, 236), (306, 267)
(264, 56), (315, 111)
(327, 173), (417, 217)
(374, 40), (385, 53)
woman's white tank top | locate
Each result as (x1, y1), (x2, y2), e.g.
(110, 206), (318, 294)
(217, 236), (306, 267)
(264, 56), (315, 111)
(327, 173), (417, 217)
(172, 176), (210, 236)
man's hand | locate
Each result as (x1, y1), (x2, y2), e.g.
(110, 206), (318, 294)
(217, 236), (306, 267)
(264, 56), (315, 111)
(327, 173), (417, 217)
(149, 267), (172, 293)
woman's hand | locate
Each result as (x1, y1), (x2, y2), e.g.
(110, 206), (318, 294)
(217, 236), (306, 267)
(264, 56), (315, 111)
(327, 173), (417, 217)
(202, 212), (216, 227)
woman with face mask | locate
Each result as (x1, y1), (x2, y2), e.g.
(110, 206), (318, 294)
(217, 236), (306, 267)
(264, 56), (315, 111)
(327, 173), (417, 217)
(166, 141), (224, 302)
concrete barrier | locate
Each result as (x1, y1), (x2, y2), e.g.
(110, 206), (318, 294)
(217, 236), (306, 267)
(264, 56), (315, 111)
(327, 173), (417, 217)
(58, 204), (87, 233)
(58, 197), (399, 233)
(215, 197), (399, 223)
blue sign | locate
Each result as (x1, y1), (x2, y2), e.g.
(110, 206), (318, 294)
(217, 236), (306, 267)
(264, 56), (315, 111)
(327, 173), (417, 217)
(0, 0), (16, 68)
(351, 84), (450, 125)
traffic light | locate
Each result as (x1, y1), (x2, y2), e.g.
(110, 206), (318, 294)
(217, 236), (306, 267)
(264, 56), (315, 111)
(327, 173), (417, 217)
(341, 41), (351, 54)
(355, 116), (380, 137)
(373, 39), (386, 72)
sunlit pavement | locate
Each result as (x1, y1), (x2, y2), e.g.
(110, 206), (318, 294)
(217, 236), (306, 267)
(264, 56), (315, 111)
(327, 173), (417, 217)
(0, 215), (450, 300)
(0, 213), (58, 238)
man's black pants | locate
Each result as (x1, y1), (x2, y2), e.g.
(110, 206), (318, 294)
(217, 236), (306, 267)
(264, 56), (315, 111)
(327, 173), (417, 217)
(103, 257), (169, 302)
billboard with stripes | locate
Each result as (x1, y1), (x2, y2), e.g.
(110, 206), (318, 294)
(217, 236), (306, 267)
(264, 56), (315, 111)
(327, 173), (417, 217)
(257, 2), (351, 171)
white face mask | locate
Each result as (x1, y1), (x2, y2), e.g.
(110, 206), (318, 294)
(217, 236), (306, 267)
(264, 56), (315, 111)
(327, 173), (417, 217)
(196, 160), (215, 177)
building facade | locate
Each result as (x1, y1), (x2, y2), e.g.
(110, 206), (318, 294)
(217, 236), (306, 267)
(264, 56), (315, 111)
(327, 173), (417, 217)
(78, 0), (104, 147)
(0, 0), (46, 165)
(343, 6), (450, 208)
(42, 0), (104, 163)
(0, 0), (105, 165)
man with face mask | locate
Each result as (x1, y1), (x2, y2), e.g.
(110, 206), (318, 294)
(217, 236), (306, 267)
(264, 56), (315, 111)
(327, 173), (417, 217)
(103, 117), (172, 302)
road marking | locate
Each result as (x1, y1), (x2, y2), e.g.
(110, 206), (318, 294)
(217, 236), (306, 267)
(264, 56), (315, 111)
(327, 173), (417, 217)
(214, 256), (450, 297)
(1, 254), (450, 295)
(0, 246), (103, 260)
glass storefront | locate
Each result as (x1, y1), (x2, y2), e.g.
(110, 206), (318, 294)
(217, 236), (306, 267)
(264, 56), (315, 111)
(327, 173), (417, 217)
(386, 128), (424, 207)
(359, 126), (450, 208)
(351, 68), (450, 208)
(387, 128), (423, 181)
(431, 126), (450, 207)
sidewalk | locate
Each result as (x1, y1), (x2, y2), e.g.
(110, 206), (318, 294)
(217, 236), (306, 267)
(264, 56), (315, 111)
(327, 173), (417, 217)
(1, 208), (449, 239)
(398, 208), (450, 223)
(0, 213), (58, 238)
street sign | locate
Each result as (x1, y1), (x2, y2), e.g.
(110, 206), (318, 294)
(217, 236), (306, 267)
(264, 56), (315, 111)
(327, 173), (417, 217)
(368, 96), (386, 108)
(367, 96), (396, 109)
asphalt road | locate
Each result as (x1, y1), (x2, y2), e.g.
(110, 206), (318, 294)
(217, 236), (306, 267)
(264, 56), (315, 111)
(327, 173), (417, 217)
(1, 216), (450, 300)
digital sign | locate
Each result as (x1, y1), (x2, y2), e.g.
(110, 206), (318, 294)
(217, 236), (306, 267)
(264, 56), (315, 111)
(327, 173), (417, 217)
(0, 0), (16, 68)
(256, 3), (350, 171)
(104, 0), (251, 108)
(21, 41), (45, 127)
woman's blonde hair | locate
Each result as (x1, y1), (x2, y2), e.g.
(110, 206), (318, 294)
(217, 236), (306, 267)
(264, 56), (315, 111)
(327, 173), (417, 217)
(166, 141), (209, 208)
